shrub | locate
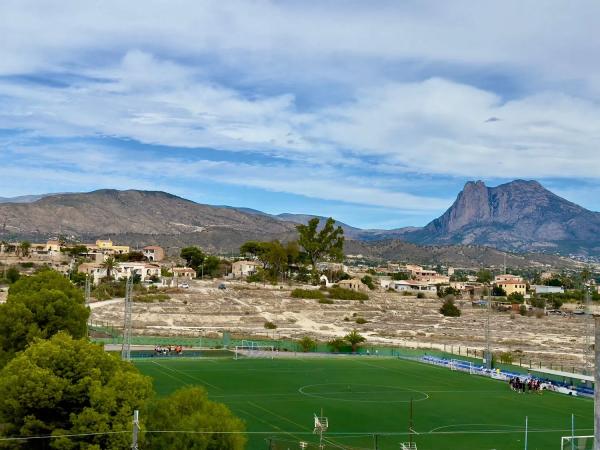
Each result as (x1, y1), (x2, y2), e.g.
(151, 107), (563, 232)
(508, 292), (525, 304)
(416, 292), (425, 299)
(318, 298), (334, 304)
(439, 298), (461, 317)
(355, 317), (367, 324)
(19, 262), (34, 269)
(134, 293), (170, 303)
(298, 336), (316, 352)
(264, 321), (277, 329)
(360, 275), (375, 290)
(291, 288), (325, 300)
(499, 351), (513, 364)
(519, 304), (527, 316)
(328, 287), (369, 301)
(246, 273), (262, 283)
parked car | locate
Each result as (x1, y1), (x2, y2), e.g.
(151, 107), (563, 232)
(180, 283), (190, 289)
(218, 283), (227, 290)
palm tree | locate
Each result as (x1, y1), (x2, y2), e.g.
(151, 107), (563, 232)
(327, 337), (347, 353)
(101, 256), (117, 280)
(344, 330), (366, 353)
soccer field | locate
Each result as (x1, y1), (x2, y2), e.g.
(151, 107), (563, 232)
(135, 356), (593, 450)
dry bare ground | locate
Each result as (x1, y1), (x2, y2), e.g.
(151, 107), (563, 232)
(90, 280), (593, 371)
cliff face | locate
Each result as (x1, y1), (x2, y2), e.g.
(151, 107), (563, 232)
(406, 180), (600, 254)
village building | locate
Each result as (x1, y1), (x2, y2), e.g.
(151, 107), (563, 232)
(231, 260), (262, 278)
(390, 280), (437, 293)
(142, 245), (165, 262)
(172, 267), (197, 279)
(338, 278), (369, 292)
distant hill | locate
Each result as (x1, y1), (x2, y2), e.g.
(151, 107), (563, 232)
(275, 213), (416, 241)
(0, 193), (62, 204)
(403, 180), (600, 255)
(0, 190), (298, 252)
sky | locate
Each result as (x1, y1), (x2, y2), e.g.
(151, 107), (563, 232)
(1, 1), (599, 229)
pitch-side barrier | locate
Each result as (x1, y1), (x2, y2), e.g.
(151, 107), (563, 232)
(419, 355), (593, 398)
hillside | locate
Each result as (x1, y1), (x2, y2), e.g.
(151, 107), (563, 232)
(404, 180), (600, 255)
(0, 190), (298, 252)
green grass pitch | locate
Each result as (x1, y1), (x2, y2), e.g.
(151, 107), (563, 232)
(135, 356), (593, 450)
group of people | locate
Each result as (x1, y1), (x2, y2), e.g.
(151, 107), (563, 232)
(509, 377), (543, 393)
(154, 345), (183, 356)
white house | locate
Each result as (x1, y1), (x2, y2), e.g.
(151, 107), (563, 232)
(390, 280), (437, 293)
(231, 260), (262, 278)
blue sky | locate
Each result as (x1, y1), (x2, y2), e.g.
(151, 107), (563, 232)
(1, 1), (600, 229)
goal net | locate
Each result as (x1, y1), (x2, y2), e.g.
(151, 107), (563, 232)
(561, 435), (594, 450)
(234, 340), (275, 359)
(449, 359), (474, 374)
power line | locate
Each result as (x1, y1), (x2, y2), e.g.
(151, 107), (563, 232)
(1, 427), (592, 441)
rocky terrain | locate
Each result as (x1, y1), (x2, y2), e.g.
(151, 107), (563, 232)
(405, 180), (600, 255)
(90, 280), (592, 372)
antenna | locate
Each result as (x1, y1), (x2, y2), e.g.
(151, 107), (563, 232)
(121, 276), (134, 361)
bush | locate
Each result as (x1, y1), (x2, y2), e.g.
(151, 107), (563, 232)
(134, 293), (170, 303)
(328, 287), (369, 301)
(246, 273), (262, 283)
(291, 288), (325, 300)
(519, 304), (527, 316)
(264, 321), (277, 329)
(298, 336), (316, 352)
(318, 298), (334, 304)
(19, 262), (34, 269)
(355, 317), (367, 324)
(440, 298), (461, 317)
(508, 292), (525, 304)
(416, 292), (425, 299)
(360, 275), (375, 290)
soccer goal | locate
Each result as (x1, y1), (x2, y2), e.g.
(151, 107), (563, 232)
(234, 340), (275, 360)
(449, 359), (474, 374)
(561, 435), (594, 450)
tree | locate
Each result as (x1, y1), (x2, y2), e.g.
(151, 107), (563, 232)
(391, 272), (410, 281)
(5, 267), (20, 284)
(440, 298), (461, 317)
(143, 387), (246, 450)
(437, 286), (460, 298)
(101, 256), (117, 279)
(298, 336), (317, 352)
(361, 275), (375, 290)
(508, 292), (525, 304)
(344, 330), (366, 352)
(0, 269), (89, 366)
(327, 337), (347, 353)
(18, 241), (31, 257)
(297, 217), (344, 281)
(239, 241), (263, 258)
(180, 246), (206, 272)
(476, 269), (493, 284)
(491, 285), (506, 297)
(0, 332), (154, 449)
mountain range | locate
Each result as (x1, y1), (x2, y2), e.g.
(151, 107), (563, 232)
(0, 180), (598, 265)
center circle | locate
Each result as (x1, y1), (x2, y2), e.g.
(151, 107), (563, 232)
(298, 383), (429, 403)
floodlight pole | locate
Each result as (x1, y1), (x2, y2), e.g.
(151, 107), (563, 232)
(484, 285), (492, 369)
(594, 315), (600, 450)
(132, 410), (139, 449)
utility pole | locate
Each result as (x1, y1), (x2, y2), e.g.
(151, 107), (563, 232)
(84, 275), (91, 305)
(121, 276), (133, 362)
(484, 284), (492, 369)
(132, 410), (139, 449)
(594, 315), (600, 450)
